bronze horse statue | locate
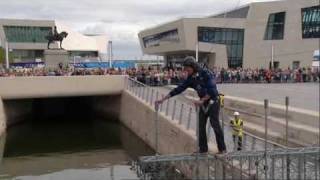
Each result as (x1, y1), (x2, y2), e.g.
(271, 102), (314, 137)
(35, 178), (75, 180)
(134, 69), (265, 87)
(45, 28), (68, 49)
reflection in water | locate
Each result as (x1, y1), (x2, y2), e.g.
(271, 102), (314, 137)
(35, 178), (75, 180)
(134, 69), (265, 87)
(0, 117), (154, 179)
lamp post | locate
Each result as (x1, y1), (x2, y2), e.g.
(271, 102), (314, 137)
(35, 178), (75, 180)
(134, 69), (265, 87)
(108, 41), (113, 68)
(271, 43), (274, 70)
(5, 40), (9, 69)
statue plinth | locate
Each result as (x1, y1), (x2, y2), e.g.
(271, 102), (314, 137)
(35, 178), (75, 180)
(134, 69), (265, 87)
(44, 49), (68, 68)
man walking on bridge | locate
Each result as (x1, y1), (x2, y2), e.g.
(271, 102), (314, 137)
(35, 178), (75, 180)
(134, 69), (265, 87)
(155, 57), (227, 154)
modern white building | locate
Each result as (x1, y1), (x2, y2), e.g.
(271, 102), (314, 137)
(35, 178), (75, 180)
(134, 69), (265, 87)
(0, 19), (108, 63)
(138, 0), (320, 69)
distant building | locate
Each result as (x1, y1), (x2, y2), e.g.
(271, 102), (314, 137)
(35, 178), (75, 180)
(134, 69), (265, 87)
(138, 0), (319, 69)
(0, 19), (107, 64)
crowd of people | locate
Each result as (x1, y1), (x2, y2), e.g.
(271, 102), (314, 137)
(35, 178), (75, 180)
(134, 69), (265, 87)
(132, 67), (320, 85)
(0, 66), (319, 85)
(0, 67), (126, 77)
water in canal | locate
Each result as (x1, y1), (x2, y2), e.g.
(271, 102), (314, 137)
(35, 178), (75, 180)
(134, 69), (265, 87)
(0, 98), (154, 180)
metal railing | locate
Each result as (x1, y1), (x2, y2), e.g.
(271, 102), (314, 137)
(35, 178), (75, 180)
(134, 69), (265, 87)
(126, 78), (286, 152)
(126, 77), (320, 180)
(132, 147), (320, 180)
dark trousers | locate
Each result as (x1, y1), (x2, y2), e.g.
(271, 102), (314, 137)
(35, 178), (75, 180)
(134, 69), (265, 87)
(233, 135), (243, 151)
(198, 102), (226, 152)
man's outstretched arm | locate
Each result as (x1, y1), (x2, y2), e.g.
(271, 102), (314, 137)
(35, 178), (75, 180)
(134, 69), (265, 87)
(155, 78), (191, 105)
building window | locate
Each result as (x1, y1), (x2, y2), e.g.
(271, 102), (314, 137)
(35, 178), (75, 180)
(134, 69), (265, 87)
(264, 12), (286, 40)
(11, 50), (44, 62)
(198, 27), (244, 68)
(143, 29), (179, 48)
(3, 26), (52, 43)
(301, 6), (320, 39)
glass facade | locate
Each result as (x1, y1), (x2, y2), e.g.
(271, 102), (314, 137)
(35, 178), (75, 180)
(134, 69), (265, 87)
(4, 26), (52, 43)
(11, 50), (44, 62)
(264, 12), (286, 40)
(301, 6), (320, 39)
(198, 27), (244, 68)
(143, 29), (179, 48)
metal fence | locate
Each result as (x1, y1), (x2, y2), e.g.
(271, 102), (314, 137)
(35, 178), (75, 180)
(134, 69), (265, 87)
(126, 77), (286, 152)
(132, 147), (320, 180)
(126, 77), (320, 180)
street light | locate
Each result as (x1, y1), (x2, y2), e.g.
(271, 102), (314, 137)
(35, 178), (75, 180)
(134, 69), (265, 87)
(5, 40), (9, 69)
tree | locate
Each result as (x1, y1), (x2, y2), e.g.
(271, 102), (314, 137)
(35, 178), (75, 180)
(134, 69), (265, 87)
(0, 47), (14, 65)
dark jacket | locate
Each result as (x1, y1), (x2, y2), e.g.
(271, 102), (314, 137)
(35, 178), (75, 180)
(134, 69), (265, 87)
(169, 68), (219, 101)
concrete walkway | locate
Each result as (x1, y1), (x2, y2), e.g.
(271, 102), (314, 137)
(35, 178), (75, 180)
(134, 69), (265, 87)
(217, 83), (319, 112)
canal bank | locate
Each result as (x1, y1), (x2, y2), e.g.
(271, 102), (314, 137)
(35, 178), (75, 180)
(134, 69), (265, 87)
(0, 96), (154, 179)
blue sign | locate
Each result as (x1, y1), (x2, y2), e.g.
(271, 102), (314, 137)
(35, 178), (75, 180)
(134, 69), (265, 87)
(11, 62), (44, 68)
(72, 61), (135, 69)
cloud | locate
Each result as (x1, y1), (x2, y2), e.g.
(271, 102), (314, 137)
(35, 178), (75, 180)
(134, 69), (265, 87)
(0, 0), (278, 59)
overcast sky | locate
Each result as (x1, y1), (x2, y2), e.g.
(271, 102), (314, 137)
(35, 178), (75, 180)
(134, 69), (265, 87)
(0, 0), (277, 59)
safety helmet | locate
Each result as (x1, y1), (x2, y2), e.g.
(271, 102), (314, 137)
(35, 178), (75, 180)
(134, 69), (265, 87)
(234, 112), (240, 116)
(183, 56), (200, 72)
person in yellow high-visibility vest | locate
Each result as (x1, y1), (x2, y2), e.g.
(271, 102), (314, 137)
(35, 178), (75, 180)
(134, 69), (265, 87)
(230, 111), (243, 151)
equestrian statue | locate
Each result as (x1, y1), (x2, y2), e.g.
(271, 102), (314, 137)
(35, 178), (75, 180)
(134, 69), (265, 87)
(45, 26), (68, 49)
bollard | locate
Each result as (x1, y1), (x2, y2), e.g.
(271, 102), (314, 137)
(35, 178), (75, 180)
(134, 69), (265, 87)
(264, 99), (269, 180)
(171, 100), (176, 120)
(187, 107), (192, 130)
(179, 103), (184, 125)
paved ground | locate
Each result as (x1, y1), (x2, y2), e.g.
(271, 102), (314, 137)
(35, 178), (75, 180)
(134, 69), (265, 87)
(217, 83), (319, 112)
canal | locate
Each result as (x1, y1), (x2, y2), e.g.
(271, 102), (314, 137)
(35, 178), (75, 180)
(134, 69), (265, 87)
(0, 97), (154, 179)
